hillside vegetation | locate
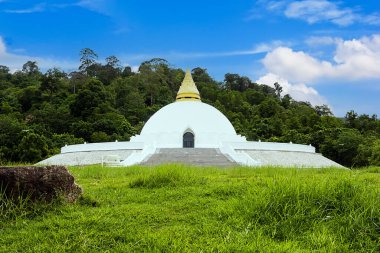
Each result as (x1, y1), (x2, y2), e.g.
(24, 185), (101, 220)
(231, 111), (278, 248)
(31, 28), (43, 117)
(1, 165), (379, 252)
(1, 52), (380, 167)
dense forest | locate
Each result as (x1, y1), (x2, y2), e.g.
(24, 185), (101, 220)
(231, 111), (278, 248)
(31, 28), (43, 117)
(1, 48), (380, 167)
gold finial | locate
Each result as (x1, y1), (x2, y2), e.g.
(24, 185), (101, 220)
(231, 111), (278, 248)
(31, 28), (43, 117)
(176, 69), (201, 101)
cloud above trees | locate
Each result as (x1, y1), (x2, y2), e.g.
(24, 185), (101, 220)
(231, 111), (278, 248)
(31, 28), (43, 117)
(261, 34), (380, 84)
(253, 0), (380, 26)
(0, 36), (77, 72)
(256, 34), (380, 107)
(256, 73), (327, 106)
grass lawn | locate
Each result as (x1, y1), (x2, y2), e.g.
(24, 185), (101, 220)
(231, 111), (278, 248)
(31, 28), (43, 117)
(1, 165), (379, 252)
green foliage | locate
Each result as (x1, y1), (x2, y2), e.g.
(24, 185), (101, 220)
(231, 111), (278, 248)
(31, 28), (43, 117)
(39, 68), (67, 97)
(1, 51), (380, 166)
(335, 129), (364, 166)
(79, 48), (98, 75)
(17, 132), (49, 163)
(70, 79), (108, 119)
(70, 120), (93, 141)
(0, 115), (26, 162)
(369, 140), (380, 166)
(50, 133), (84, 154)
(1, 165), (379, 252)
(90, 131), (110, 142)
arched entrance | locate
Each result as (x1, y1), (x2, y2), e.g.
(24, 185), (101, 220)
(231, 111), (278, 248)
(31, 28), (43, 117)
(183, 132), (194, 148)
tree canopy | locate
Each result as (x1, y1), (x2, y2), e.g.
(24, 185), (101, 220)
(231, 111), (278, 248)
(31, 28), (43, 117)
(0, 49), (379, 167)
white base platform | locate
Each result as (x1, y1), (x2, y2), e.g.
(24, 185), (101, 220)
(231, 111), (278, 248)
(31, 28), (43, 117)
(37, 140), (343, 168)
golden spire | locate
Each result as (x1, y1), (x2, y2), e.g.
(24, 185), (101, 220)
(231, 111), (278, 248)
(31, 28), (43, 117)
(176, 69), (201, 101)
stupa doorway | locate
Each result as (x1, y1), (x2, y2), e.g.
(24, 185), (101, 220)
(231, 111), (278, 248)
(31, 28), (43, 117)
(183, 132), (194, 148)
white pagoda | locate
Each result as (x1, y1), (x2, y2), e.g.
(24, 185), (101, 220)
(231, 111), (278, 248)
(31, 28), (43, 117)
(39, 70), (342, 168)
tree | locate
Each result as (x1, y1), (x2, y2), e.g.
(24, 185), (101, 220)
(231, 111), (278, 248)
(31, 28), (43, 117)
(315, 104), (333, 116)
(138, 58), (172, 106)
(118, 90), (146, 124)
(70, 121), (94, 141)
(40, 68), (67, 97)
(22, 61), (40, 76)
(0, 115), (26, 162)
(345, 110), (358, 128)
(79, 48), (98, 75)
(50, 133), (84, 154)
(70, 79), (107, 119)
(106, 56), (120, 68)
(32, 103), (74, 134)
(369, 140), (380, 166)
(191, 67), (208, 78)
(91, 131), (110, 142)
(0, 65), (11, 81)
(274, 82), (283, 98)
(333, 129), (363, 167)
(224, 73), (251, 92)
(258, 97), (282, 118)
(139, 58), (169, 72)
(17, 85), (41, 112)
(281, 94), (292, 109)
(17, 132), (49, 163)
(121, 66), (134, 77)
(97, 55), (122, 85)
(0, 65), (12, 90)
(354, 142), (373, 167)
(69, 71), (87, 94)
(0, 65), (9, 74)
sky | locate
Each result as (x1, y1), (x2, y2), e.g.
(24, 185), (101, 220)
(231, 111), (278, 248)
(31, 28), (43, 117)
(1, 0), (380, 116)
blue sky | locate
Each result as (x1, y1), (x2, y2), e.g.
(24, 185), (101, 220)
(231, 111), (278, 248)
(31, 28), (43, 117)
(1, 0), (380, 116)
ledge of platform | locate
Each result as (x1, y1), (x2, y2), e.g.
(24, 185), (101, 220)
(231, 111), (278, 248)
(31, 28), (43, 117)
(61, 142), (144, 153)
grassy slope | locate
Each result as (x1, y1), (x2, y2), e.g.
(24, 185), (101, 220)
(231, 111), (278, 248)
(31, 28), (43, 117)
(1, 165), (379, 252)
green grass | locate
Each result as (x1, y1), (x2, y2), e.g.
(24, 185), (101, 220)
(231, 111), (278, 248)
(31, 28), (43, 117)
(1, 165), (379, 252)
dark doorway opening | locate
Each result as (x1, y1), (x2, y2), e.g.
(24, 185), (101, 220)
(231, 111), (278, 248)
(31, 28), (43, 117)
(183, 132), (194, 148)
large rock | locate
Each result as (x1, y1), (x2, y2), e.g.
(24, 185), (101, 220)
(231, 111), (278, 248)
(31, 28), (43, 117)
(0, 165), (82, 203)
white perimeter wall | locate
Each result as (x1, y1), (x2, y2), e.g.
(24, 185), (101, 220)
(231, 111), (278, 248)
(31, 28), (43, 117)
(228, 141), (315, 153)
(60, 140), (314, 154)
(61, 141), (144, 153)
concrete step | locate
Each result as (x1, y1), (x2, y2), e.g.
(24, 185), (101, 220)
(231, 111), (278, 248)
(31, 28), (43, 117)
(140, 148), (238, 167)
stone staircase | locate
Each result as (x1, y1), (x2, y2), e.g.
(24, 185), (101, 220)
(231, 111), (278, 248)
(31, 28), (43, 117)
(140, 148), (238, 167)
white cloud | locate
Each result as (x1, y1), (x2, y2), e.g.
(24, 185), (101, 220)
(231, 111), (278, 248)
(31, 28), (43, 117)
(130, 65), (139, 73)
(0, 38), (6, 54)
(4, 3), (46, 14)
(262, 34), (380, 83)
(362, 13), (380, 25)
(121, 41), (286, 63)
(284, 0), (355, 26)
(262, 47), (333, 83)
(256, 0), (380, 26)
(166, 42), (286, 59)
(75, 0), (112, 16)
(305, 36), (340, 47)
(256, 73), (327, 106)
(1, 1), (112, 15)
(0, 37), (77, 72)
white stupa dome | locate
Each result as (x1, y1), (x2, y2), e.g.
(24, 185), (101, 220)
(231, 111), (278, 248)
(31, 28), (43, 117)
(134, 100), (244, 148)
(141, 101), (237, 136)
(130, 70), (246, 148)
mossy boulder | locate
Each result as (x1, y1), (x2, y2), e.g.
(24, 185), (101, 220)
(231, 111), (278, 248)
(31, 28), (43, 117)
(0, 165), (82, 202)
